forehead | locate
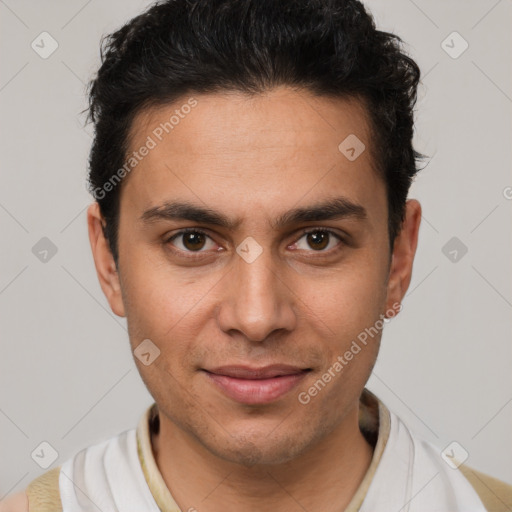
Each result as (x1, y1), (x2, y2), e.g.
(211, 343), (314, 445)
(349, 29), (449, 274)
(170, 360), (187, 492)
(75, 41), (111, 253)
(129, 87), (374, 159)
(120, 87), (384, 226)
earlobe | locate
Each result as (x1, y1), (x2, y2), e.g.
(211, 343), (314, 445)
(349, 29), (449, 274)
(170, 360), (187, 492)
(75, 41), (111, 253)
(384, 199), (422, 314)
(87, 202), (126, 317)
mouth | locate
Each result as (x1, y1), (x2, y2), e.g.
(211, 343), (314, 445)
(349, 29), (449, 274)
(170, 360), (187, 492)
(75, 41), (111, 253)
(202, 364), (311, 405)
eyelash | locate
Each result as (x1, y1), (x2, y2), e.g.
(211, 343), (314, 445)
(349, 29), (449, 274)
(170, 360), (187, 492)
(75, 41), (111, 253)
(164, 227), (345, 257)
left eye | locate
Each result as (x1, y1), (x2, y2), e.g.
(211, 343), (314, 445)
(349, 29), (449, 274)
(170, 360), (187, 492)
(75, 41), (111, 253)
(292, 229), (342, 252)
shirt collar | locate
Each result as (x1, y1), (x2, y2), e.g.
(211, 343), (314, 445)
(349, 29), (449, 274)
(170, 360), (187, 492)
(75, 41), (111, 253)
(136, 388), (391, 512)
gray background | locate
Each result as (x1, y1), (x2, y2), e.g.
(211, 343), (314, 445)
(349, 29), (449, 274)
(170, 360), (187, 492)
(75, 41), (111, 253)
(1, 0), (511, 498)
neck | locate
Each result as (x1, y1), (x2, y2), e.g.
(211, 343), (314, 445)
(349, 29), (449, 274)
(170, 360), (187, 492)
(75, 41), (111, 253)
(152, 403), (374, 512)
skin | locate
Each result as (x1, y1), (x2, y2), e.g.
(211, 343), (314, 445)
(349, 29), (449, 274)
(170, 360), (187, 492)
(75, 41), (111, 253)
(0, 492), (28, 512)
(87, 86), (421, 512)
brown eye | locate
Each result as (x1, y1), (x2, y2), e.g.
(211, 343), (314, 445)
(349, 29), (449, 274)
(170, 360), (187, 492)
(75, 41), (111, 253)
(167, 229), (217, 253)
(293, 229), (343, 252)
(182, 231), (206, 251)
(306, 231), (329, 250)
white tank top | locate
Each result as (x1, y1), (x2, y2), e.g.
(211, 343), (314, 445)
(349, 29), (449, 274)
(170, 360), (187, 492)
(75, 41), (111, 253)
(57, 406), (486, 512)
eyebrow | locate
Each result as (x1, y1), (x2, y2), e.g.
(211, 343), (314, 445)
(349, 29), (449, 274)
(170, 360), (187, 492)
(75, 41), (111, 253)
(139, 197), (367, 230)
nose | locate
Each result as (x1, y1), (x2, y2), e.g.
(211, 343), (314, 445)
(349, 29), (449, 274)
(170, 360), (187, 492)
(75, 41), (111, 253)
(215, 245), (297, 343)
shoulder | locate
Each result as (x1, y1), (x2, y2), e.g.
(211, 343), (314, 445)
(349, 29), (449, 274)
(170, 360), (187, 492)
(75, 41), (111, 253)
(376, 406), (508, 510)
(0, 466), (62, 512)
(0, 491), (29, 512)
(459, 464), (512, 512)
(0, 414), (149, 512)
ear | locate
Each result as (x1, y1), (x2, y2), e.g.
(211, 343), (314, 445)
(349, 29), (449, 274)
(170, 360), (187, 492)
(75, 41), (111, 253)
(384, 199), (422, 316)
(87, 202), (126, 317)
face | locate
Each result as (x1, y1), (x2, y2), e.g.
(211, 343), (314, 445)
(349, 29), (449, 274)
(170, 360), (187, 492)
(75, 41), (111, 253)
(88, 86), (420, 466)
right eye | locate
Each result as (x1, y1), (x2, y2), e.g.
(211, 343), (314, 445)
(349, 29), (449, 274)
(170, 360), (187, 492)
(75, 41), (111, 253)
(165, 228), (220, 254)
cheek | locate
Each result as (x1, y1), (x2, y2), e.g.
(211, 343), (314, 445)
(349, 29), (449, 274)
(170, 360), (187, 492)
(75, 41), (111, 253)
(296, 253), (387, 338)
(296, 274), (383, 410)
(121, 247), (199, 325)
(119, 252), (223, 376)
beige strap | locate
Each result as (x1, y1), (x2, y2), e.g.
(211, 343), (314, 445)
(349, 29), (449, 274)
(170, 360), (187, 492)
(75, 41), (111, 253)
(136, 403), (182, 512)
(346, 395), (392, 511)
(459, 464), (512, 511)
(25, 466), (62, 512)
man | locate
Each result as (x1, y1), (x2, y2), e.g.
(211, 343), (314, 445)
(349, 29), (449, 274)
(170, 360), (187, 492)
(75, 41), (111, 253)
(2, 0), (511, 510)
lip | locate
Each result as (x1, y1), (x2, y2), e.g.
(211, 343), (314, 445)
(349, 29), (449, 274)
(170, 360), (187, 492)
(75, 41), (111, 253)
(203, 365), (310, 405)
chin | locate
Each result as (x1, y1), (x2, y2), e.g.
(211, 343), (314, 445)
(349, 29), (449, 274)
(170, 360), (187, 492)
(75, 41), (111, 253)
(197, 422), (322, 467)
(211, 439), (304, 467)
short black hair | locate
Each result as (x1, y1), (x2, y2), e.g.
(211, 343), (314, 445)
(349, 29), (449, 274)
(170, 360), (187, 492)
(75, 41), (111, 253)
(86, 0), (425, 266)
